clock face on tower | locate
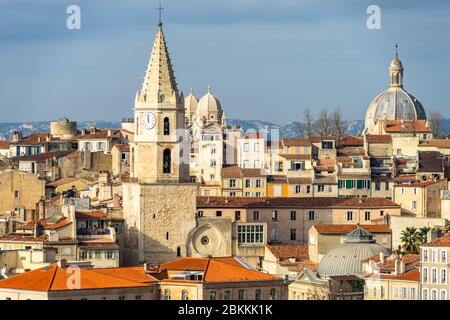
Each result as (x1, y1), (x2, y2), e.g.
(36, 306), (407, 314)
(143, 112), (156, 130)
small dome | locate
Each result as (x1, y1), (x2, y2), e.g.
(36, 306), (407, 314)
(390, 57), (403, 70)
(197, 86), (222, 114)
(317, 226), (389, 278)
(184, 88), (198, 115)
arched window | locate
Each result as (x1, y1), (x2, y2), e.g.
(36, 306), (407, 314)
(163, 117), (170, 135)
(166, 232), (169, 240)
(136, 117), (139, 134)
(176, 247), (181, 257)
(163, 149), (171, 173)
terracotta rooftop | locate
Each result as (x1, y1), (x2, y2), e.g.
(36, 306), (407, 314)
(16, 217), (72, 231)
(0, 264), (151, 291)
(419, 139), (450, 149)
(423, 233), (450, 247)
(314, 224), (391, 235)
(0, 141), (10, 149)
(337, 147), (366, 157)
(279, 154), (311, 161)
(365, 134), (392, 144)
(287, 177), (313, 185)
(384, 120), (431, 133)
(266, 244), (309, 260)
(78, 239), (119, 250)
(113, 144), (130, 152)
(10, 133), (51, 146)
(46, 177), (83, 188)
(92, 267), (158, 284)
(14, 151), (70, 162)
(337, 136), (364, 147)
(196, 196), (400, 209)
(222, 165), (265, 178)
(75, 211), (109, 221)
(376, 254), (420, 271)
(0, 234), (49, 242)
(396, 180), (444, 188)
(76, 129), (120, 140)
(158, 257), (280, 283)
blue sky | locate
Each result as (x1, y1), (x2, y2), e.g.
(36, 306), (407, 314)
(0, 0), (449, 123)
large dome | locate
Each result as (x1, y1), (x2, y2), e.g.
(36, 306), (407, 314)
(317, 226), (389, 278)
(197, 86), (222, 114)
(365, 51), (427, 134)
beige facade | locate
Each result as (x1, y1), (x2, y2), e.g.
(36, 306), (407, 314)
(0, 170), (45, 216)
(420, 239), (450, 300)
(393, 180), (447, 218)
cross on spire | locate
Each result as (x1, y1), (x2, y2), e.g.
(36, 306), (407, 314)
(395, 43), (399, 58)
(157, 3), (164, 26)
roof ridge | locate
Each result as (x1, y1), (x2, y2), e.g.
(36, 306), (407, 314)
(47, 264), (59, 291)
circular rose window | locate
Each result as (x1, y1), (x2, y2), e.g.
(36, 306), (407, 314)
(201, 236), (210, 246)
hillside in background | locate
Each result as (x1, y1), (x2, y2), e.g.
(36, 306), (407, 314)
(0, 119), (449, 140)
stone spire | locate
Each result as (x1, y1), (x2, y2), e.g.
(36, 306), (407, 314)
(136, 23), (182, 108)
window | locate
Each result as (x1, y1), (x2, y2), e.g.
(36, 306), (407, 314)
(164, 290), (171, 300)
(182, 290), (189, 300)
(163, 149), (171, 173)
(245, 179), (251, 188)
(413, 188), (418, 195)
(346, 211), (353, 221)
(237, 225), (264, 244)
(410, 288), (416, 300)
(235, 211), (241, 221)
(255, 289), (262, 300)
(306, 186), (311, 193)
(385, 181), (390, 191)
(422, 289), (428, 300)
(317, 185), (325, 193)
(411, 201), (417, 211)
(254, 143), (260, 152)
(229, 179), (236, 188)
(255, 180), (261, 188)
(253, 211), (260, 221)
(442, 250), (448, 263)
(14, 191), (20, 198)
(271, 228), (279, 241)
(135, 295), (142, 300)
(422, 267), (428, 283)
(245, 192), (251, 197)
(238, 290), (245, 300)
(380, 210), (384, 216)
(210, 291), (217, 300)
(327, 211), (332, 221)
(224, 290), (231, 300)
(432, 268), (438, 283)
(272, 211), (278, 222)
(364, 211), (371, 221)
(400, 188), (405, 195)
(244, 143), (249, 152)
(290, 229), (297, 241)
(441, 290), (447, 300)
(166, 232), (169, 240)
(431, 289), (437, 300)
(401, 287), (408, 300)
(308, 211), (316, 221)
(118, 296), (125, 300)
(269, 288), (276, 300)
(375, 181), (381, 191)
(381, 286), (385, 299)
(295, 185), (301, 194)
(422, 249), (428, 262)
(163, 117), (170, 135)
(441, 268), (447, 285)
(290, 211), (297, 221)
(216, 211), (222, 217)
(197, 211), (204, 218)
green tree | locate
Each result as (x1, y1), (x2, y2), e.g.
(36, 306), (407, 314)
(417, 227), (431, 244)
(400, 227), (421, 254)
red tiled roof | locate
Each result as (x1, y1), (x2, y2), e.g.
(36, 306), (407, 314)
(14, 151), (69, 162)
(0, 234), (48, 242)
(222, 165), (265, 178)
(419, 139), (450, 149)
(279, 154), (311, 160)
(10, 133), (51, 146)
(16, 217), (72, 231)
(158, 257), (280, 283)
(384, 120), (431, 133)
(376, 254), (420, 271)
(75, 211), (109, 220)
(92, 267), (158, 284)
(0, 141), (10, 149)
(78, 239), (119, 250)
(313, 224), (391, 234)
(396, 180), (444, 188)
(337, 136), (363, 147)
(46, 177), (82, 188)
(423, 233), (450, 247)
(76, 129), (119, 140)
(375, 268), (420, 281)
(266, 244), (309, 260)
(366, 134), (392, 144)
(287, 177), (313, 185)
(113, 144), (130, 152)
(196, 197), (400, 209)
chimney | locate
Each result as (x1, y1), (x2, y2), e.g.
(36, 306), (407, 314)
(379, 251), (385, 264)
(58, 259), (68, 268)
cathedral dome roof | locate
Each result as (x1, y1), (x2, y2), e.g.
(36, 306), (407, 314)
(317, 226), (389, 278)
(184, 88), (198, 115)
(197, 86), (222, 114)
(365, 49), (427, 133)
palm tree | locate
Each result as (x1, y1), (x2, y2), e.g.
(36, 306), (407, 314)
(400, 227), (421, 254)
(417, 227), (431, 244)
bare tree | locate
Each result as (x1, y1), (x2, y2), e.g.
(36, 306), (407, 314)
(318, 109), (331, 136)
(301, 107), (314, 137)
(430, 111), (445, 138)
(332, 107), (347, 140)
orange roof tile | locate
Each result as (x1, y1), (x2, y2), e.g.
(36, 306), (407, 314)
(384, 120), (431, 133)
(75, 211), (109, 220)
(92, 267), (158, 284)
(314, 224), (391, 234)
(423, 233), (450, 247)
(366, 134), (392, 144)
(0, 141), (10, 149)
(266, 244), (309, 260)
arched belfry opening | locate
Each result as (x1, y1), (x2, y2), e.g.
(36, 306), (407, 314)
(163, 148), (171, 173)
